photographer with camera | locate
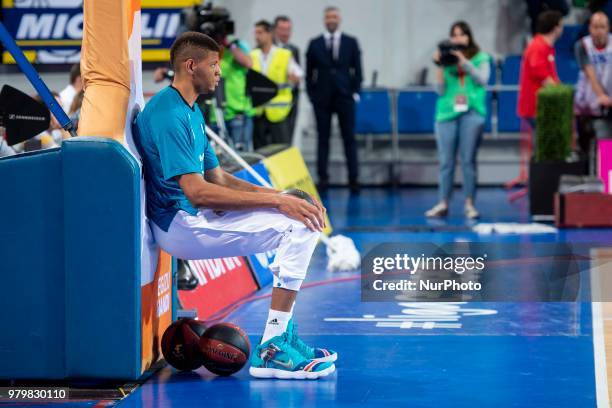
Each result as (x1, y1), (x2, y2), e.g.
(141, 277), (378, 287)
(426, 21), (491, 219)
(154, 4), (255, 151)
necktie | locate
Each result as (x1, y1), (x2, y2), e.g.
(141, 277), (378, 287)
(327, 36), (334, 61)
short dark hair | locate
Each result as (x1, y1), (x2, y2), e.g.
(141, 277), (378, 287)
(255, 20), (272, 32)
(170, 31), (220, 70)
(325, 6), (339, 14)
(69, 63), (80, 84)
(274, 15), (291, 27)
(536, 10), (563, 34)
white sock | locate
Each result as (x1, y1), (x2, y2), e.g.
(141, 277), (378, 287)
(261, 309), (292, 344)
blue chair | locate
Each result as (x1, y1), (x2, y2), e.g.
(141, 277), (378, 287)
(396, 90), (437, 134)
(485, 91), (493, 133)
(488, 58), (498, 86)
(497, 90), (522, 133)
(501, 55), (522, 85)
(355, 89), (392, 134)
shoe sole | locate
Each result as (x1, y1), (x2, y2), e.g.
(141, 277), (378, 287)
(313, 353), (338, 363)
(249, 364), (335, 379)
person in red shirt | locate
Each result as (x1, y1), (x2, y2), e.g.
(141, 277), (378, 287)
(518, 10), (564, 123)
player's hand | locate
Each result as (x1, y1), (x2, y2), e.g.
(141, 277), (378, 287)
(277, 194), (325, 232)
(450, 49), (467, 64)
(306, 193), (327, 229)
(598, 94), (612, 107)
(288, 74), (301, 85)
(433, 50), (441, 64)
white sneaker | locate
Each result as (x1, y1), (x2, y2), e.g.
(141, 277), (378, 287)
(425, 203), (448, 218)
(464, 204), (480, 219)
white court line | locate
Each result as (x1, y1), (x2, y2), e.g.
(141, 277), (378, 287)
(592, 302), (609, 408)
(589, 251), (611, 408)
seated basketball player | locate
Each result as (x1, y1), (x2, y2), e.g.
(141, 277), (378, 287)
(134, 32), (337, 379)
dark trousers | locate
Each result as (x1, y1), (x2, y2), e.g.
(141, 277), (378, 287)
(253, 115), (290, 149)
(314, 95), (358, 183)
(286, 89), (299, 144)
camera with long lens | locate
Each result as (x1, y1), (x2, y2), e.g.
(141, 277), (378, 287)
(436, 40), (467, 66)
(185, 2), (235, 43)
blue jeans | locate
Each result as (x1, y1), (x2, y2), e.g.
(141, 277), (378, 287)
(435, 110), (485, 202)
(212, 114), (254, 152)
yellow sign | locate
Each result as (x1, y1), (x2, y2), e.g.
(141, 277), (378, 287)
(264, 147), (333, 235)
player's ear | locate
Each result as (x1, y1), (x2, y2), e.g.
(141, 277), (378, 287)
(185, 58), (195, 75)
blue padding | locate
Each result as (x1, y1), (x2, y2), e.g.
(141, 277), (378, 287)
(397, 91), (437, 134)
(0, 149), (66, 379)
(62, 137), (141, 379)
(557, 57), (580, 84)
(498, 90), (522, 133)
(556, 25), (581, 59)
(355, 90), (392, 134)
(233, 162), (272, 187)
(233, 162), (275, 288)
(501, 55), (522, 85)
(0, 138), (144, 380)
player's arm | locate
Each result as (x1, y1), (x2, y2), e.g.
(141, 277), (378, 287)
(178, 173), (324, 231)
(204, 166), (278, 194)
(225, 38), (252, 69)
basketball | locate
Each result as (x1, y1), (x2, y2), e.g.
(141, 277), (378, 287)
(282, 188), (316, 206)
(161, 319), (207, 371)
(199, 323), (251, 376)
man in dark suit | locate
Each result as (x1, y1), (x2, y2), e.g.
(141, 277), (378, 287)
(306, 6), (362, 193)
(274, 15), (300, 145)
(306, 7), (362, 192)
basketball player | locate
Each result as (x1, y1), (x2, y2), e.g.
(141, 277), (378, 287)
(134, 32), (337, 379)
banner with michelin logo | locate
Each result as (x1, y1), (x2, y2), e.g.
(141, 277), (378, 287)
(1, 0), (198, 64)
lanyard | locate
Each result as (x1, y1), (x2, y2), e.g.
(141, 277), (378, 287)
(457, 64), (466, 87)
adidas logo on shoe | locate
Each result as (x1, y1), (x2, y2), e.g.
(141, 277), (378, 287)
(268, 318), (279, 325)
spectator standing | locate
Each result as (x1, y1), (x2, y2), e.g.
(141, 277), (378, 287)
(251, 20), (302, 149)
(575, 12), (612, 171)
(306, 6), (362, 193)
(274, 15), (301, 144)
(517, 11), (563, 131)
(0, 126), (15, 158)
(425, 21), (491, 219)
(59, 63), (82, 114)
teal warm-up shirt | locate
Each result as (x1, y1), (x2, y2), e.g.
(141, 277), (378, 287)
(135, 86), (219, 232)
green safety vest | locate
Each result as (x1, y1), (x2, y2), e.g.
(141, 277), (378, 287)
(218, 48), (254, 122)
(250, 47), (293, 123)
(435, 51), (490, 122)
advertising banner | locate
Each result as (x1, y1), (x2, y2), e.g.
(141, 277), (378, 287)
(178, 256), (259, 320)
(1, 0), (197, 64)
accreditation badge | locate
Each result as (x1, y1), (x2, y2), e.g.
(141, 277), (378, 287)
(454, 94), (469, 113)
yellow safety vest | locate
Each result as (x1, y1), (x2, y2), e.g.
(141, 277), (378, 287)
(250, 47), (293, 123)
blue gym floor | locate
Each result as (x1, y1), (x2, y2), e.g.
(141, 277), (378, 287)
(118, 187), (609, 408)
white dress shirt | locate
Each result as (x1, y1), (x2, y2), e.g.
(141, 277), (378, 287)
(259, 45), (303, 79)
(323, 30), (342, 60)
(59, 84), (77, 113)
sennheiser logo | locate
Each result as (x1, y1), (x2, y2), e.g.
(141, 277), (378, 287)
(8, 114), (46, 121)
